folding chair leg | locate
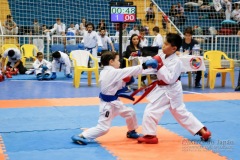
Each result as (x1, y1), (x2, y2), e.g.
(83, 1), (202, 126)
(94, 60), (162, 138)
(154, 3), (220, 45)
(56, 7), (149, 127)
(88, 71), (92, 86)
(138, 74), (141, 89)
(230, 71), (235, 89)
(147, 75), (152, 85)
(94, 71), (99, 86)
(221, 72), (226, 87)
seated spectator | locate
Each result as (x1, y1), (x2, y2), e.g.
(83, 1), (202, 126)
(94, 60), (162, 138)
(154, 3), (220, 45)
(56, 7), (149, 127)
(184, 0), (203, 7)
(42, 25), (51, 44)
(232, 3), (240, 22)
(45, 18), (66, 44)
(152, 26), (163, 49)
(223, 0), (232, 20)
(2, 15), (18, 35)
(124, 34), (146, 86)
(67, 23), (77, 45)
(97, 19), (107, 31)
(139, 29), (148, 47)
(30, 19), (44, 53)
(129, 25), (140, 37)
(177, 2), (184, 14)
(181, 27), (202, 88)
(169, 5), (178, 22)
(99, 28), (115, 54)
(145, 3), (155, 22)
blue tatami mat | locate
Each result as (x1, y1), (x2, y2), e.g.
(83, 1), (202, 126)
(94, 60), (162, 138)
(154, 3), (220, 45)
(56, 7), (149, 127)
(7, 148), (115, 160)
(0, 107), (80, 132)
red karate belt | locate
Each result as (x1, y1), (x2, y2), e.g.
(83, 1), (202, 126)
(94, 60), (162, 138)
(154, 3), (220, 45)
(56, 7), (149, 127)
(130, 80), (170, 105)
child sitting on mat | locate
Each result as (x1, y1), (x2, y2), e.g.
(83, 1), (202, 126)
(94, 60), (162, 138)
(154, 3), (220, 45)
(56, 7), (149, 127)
(32, 52), (52, 80)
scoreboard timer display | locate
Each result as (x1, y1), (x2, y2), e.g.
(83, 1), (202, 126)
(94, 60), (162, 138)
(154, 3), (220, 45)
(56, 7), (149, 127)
(110, 6), (137, 23)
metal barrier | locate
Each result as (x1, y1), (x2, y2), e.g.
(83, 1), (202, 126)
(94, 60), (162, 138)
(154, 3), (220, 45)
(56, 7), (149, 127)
(0, 34), (239, 62)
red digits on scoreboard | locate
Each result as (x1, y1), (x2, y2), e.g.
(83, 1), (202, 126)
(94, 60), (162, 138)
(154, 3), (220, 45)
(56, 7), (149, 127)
(123, 14), (136, 22)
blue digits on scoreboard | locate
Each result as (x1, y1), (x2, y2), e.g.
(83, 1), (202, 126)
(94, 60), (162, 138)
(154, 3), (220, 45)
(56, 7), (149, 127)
(110, 6), (136, 23)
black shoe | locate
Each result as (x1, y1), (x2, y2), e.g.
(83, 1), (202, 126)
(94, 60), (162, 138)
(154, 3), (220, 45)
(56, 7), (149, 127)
(235, 86), (240, 91)
(195, 83), (202, 88)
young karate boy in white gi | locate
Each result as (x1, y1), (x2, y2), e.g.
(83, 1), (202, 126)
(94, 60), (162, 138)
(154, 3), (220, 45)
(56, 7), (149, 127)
(71, 51), (146, 145)
(136, 33), (211, 144)
(32, 52), (52, 80)
(50, 51), (72, 80)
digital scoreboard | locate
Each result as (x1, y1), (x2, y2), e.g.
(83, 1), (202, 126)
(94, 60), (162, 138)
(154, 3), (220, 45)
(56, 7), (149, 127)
(110, 6), (137, 23)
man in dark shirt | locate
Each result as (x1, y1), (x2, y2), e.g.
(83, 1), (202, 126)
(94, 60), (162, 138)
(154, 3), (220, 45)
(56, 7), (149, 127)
(182, 27), (202, 88)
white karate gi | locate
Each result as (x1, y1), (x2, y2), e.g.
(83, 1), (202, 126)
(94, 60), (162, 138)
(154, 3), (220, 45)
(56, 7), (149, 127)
(82, 65), (143, 140)
(139, 38), (149, 47)
(3, 48), (21, 67)
(33, 59), (52, 75)
(51, 52), (71, 75)
(82, 30), (102, 58)
(152, 33), (163, 49)
(142, 51), (204, 135)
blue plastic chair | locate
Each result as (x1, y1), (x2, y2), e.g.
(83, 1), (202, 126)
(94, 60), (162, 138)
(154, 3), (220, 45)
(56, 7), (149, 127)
(51, 44), (65, 53)
(114, 43), (119, 52)
(78, 43), (85, 50)
(66, 45), (79, 53)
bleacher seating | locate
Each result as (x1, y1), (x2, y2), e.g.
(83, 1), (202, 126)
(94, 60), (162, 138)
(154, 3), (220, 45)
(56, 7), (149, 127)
(7, 0), (141, 36)
(155, 0), (239, 34)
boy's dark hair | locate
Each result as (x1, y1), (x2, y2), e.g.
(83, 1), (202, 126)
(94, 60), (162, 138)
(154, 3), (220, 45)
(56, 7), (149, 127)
(37, 52), (43, 57)
(101, 51), (119, 66)
(52, 51), (61, 58)
(165, 33), (182, 51)
(152, 26), (159, 33)
(184, 27), (193, 35)
(8, 50), (15, 57)
(86, 22), (95, 30)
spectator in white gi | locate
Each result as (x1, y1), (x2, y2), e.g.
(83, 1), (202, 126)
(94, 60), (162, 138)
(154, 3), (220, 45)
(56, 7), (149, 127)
(129, 25), (140, 37)
(67, 23), (77, 45)
(44, 18), (66, 44)
(82, 22), (102, 58)
(139, 29), (149, 47)
(152, 26), (163, 49)
(2, 15), (18, 35)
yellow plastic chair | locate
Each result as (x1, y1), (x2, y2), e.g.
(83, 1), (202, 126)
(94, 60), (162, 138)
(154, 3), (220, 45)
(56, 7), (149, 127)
(124, 57), (152, 89)
(2, 44), (18, 53)
(204, 50), (235, 89)
(70, 50), (99, 88)
(20, 44), (38, 66)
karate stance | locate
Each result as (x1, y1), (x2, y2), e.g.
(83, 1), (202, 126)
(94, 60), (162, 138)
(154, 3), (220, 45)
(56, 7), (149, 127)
(135, 33), (211, 144)
(71, 51), (146, 145)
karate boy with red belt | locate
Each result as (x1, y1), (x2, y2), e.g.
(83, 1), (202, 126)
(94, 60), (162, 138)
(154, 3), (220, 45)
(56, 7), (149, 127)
(135, 33), (211, 144)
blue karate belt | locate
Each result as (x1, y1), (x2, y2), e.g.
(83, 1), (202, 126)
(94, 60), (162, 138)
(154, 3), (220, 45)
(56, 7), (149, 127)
(85, 47), (96, 54)
(99, 87), (135, 102)
(59, 62), (65, 72)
